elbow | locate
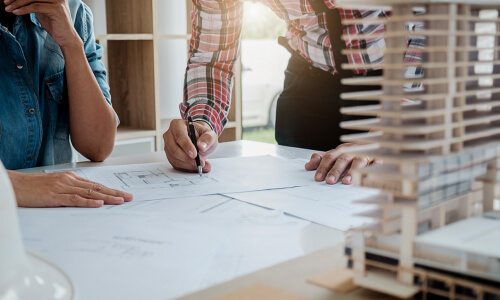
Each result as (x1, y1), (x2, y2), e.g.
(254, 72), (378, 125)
(76, 139), (115, 162)
(87, 151), (110, 162)
(72, 118), (117, 162)
(84, 145), (113, 162)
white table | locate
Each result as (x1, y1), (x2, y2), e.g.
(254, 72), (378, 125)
(19, 141), (345, 299)
(23, 141), (343, 253)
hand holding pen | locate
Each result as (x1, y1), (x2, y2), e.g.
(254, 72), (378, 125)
(163, 114), (219, 174)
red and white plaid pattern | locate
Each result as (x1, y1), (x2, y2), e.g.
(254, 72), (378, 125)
(180, 0), (423, 135)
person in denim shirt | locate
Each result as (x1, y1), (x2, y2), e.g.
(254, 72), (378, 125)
(1, 0), (132, 207)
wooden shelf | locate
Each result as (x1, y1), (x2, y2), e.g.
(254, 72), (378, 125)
(116, 127), (157, 141)
(155, 34), (191, 40)
(88, 0), (241, 151)
(96, 34), (154, 41)
(225, 121), (238, 128)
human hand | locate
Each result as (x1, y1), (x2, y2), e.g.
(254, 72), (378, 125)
(163, 119), (218, 173)
(4, 0), (81, 49)
(304, 143), (379, 185)
(8, 171), (133, 208)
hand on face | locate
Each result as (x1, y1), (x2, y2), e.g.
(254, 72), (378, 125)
(4, 0), (81, 49)
(163, 119), (218, 173)
(305, 143), (380, 185)
(9, 171), (133, 208)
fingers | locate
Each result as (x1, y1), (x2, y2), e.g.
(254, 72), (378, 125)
(54, 171), (132, 206)
(74, 180), (133, 203)
(58, 194), (104, 208)
(307, 144), (379, 185)
(4, 0), (52, 11)
(197, 131), (218, 155)
(163, 119), (217, 172)
(341, 156), (370, 185)
(164, 134), (200, 171)
(77, 178), (133, 202)
(165, 120), (197, 159)
(164, 148), (211, 173)
(305, 153), (324, 171)
(65, 187), (124, 205)
(201, 160), (212, 173)
(7, 2), (54, 15)
(325, 153), (355, 184)
(195, 121), (218, 155)
(313, 151), (343, 182)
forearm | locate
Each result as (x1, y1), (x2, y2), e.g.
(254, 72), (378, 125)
(181, 0), (243, 136)
(62, 41), (117, 161)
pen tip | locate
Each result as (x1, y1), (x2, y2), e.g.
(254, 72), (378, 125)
(198, 166), (203, 176)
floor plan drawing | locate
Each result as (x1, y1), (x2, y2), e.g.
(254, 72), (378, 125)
(111, 169), (220, 190)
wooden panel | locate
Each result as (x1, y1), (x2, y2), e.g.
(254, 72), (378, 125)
(105, 0), (153, 34)
(219, 127), (236, 143)
(213, 283), (311, 300)
(226, 58), (243, 140)
(107, 40), (156, 130)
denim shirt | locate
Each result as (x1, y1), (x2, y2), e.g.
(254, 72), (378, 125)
(0, 0), (112, 170)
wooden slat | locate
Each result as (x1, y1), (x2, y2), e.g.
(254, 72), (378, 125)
(341, 87), (500, 101)
(341, 100), (500, 119)
(105, 0), (153, 34)
(342, 46), (500, 55)
(342, 30), (500, 41)
(342, 14), (500, 25)
(95, 34), (154, 40)
(342, 126), (500, 150)
(341, 60), (500, 71)
(342, 74), (500, 86)
(108, 40), (156, 130)
(341, 112), (500, 134)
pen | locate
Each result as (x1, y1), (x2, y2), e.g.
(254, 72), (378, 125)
(187, 114), (203, 176)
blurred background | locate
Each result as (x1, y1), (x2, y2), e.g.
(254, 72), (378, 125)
(81, 0), (288, 162)
(240, 2), (288, 144)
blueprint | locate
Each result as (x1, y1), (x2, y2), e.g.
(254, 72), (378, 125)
(18, 204), (309, 300)
(46, 156), (319, 201)
(226, 184), (380, 231)
(107, 168), (219, 190)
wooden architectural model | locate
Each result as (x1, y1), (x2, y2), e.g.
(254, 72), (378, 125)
(330, 0), (500, 298)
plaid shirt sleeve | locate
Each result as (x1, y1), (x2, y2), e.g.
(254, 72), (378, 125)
(179, 0), (243, 136)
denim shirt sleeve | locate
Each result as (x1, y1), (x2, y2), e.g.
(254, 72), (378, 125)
(72, 2), (119, 125)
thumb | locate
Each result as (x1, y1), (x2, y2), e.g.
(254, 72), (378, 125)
(197, 131), (218, 155)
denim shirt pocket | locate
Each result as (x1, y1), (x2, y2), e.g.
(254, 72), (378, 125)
(45, 71), (69, 140)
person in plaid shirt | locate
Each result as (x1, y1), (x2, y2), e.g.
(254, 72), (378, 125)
(163, 0), (423, 185)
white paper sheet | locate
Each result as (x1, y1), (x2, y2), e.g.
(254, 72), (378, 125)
(225, 184), (380, 231)
(27, 194), (264, 216)
(47, 156), (318, 201)
(18, 204), (309, 300)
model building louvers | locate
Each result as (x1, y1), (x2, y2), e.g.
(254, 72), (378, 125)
(334, 0), (500, 298)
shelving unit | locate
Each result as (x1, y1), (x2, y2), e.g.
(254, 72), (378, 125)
(82, 0), (242, 159)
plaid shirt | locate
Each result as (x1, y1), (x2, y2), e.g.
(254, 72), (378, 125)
(181, 0), (424, 136)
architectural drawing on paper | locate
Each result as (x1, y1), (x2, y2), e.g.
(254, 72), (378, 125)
(109, 169), (219, 190)
(316, 0), (500, 298)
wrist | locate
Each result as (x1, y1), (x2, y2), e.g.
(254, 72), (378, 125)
(194, 120), (213, 131)
(60, 35), (84, 57)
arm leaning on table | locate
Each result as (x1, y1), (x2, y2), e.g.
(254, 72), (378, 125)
(6, 0), (117, 161)
(4, 0), (131, 207)
(163, 0), (242, 173)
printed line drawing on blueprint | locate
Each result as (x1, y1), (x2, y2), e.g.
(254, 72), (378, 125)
(107, 168), (220, 190)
